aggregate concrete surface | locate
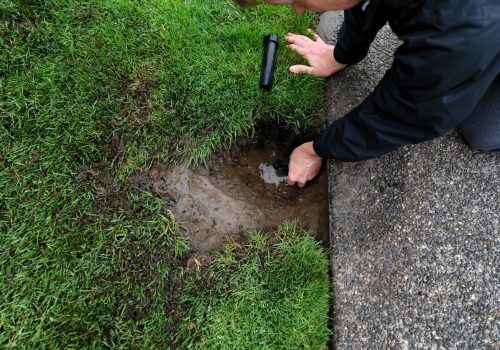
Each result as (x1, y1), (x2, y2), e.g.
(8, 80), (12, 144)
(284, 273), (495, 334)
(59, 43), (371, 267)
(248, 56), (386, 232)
(317, 11), (499, 350)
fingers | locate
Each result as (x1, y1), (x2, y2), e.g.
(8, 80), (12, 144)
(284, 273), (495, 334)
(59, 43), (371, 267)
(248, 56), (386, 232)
(307, 29), (323, 43)
(286, 30), (322, 46)
(288, 43), (307, 56)
(285, 32), (312, 46)
(287, 171), (301, 186)
(286, 30), (323, 45)
(287, 168), (309, 187)
(287, 179), (306, 187)
(289, 64), (315, 75)
(286, 30), (322, 59)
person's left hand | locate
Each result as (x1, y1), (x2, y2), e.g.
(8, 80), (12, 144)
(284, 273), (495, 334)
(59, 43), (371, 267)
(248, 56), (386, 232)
(285, 30), (346, 77)
(287, 141), (323, 187)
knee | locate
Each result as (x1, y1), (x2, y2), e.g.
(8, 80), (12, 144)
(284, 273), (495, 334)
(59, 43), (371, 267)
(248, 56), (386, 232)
(461, 129), (500, 154)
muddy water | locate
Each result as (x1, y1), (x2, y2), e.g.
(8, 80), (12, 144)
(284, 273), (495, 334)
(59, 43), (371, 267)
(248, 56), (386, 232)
(130, 138), (329, 253)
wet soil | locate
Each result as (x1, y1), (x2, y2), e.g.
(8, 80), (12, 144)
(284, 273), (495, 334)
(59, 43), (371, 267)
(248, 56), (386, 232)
(130, 130), (329, 253)
(79, 125), (329, 344)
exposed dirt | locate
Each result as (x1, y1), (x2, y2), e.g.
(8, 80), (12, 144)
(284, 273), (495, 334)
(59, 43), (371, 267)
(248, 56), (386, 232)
(130, 129), (329, 253)
(79, 122), (329, 344)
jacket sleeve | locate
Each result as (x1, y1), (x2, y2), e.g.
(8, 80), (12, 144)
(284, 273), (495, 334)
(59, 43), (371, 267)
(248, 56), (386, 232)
(313, 14), (500, 161)
(333, 1), (388, 65)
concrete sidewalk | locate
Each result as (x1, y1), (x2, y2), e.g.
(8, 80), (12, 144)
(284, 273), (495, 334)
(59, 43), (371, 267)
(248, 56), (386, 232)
(318, 12), (499, 349)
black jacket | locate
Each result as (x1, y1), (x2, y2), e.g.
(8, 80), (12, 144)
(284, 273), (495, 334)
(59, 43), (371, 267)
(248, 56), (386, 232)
(313, 0), (500, 161)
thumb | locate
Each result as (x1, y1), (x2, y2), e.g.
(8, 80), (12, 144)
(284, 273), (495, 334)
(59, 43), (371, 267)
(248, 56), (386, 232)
(289, 64), (314, 75)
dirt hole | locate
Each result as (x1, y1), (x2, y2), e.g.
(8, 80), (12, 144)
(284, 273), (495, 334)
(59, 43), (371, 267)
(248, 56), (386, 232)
(130, 122), (329, 253)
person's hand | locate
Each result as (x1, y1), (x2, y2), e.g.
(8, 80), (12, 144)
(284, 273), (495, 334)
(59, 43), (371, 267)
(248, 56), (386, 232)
(287, 141), (323, 187)
(285, 30), (346, 77)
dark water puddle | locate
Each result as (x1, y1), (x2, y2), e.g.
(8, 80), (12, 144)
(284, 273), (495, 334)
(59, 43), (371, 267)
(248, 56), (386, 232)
(130, 134), (329, 253)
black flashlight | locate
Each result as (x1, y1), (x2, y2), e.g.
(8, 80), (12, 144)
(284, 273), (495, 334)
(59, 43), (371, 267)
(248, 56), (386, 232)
(260, 34), (279, 91)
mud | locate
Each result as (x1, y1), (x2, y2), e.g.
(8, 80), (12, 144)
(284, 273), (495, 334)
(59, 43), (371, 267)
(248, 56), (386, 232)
(130, 134), (329, 253)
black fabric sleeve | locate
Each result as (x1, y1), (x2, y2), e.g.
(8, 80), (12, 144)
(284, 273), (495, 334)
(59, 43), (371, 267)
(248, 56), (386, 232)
(333, 1), (388, 65)
(314, 14), (500, 161)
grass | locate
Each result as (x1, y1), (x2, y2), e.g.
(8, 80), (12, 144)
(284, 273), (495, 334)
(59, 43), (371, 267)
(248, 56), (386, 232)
(179, 223), (331, 350)
(2, 0), (323, 173)
(1, 0), (330, 348)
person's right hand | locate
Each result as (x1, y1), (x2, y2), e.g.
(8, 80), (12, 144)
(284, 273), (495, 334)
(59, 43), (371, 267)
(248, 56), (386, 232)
(287, 142), (323, 187)
(285, 30), (346, 77)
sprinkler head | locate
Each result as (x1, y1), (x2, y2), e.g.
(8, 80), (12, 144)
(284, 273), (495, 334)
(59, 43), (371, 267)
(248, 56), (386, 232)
(273, 159), (289, 177)
(260, 34), (280, 92)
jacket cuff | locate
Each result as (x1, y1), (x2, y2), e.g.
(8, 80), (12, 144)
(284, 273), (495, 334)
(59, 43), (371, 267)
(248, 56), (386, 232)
(313, 133), (334, 159)
(334, 41), (370, 66)
(334, 19), (371, 65)
(333, 45), (351, 65)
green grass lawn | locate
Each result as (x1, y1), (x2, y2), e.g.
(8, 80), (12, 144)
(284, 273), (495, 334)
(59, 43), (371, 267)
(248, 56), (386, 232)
(180, 224), (331, 350)
(1, 0), (330, 348)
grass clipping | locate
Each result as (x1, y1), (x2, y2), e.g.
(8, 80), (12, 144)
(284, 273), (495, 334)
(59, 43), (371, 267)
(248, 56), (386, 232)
(179, 223), (331, 349)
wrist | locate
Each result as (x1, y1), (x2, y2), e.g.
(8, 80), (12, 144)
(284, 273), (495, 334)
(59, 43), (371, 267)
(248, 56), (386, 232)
(303, 141), (322, 159)
(329, 46), (346, 75)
